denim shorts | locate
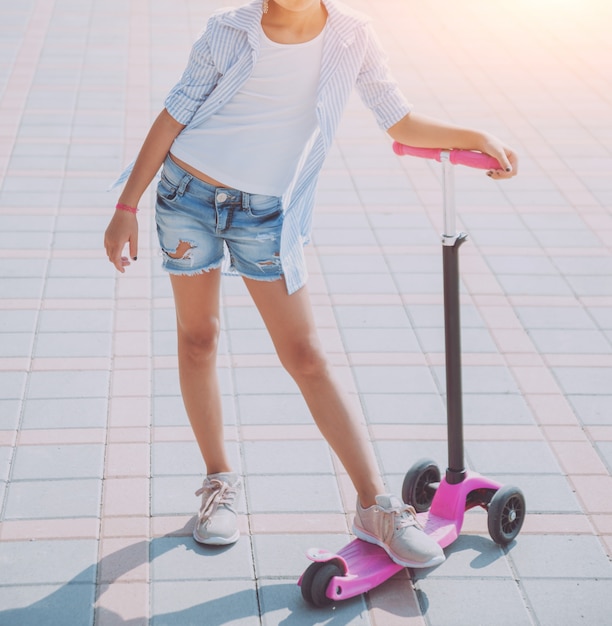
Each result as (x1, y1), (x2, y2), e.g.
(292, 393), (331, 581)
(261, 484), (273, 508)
(155, 155), (284, 281)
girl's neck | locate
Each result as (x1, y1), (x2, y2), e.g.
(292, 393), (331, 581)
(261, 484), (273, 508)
(262, 1), (328, 44)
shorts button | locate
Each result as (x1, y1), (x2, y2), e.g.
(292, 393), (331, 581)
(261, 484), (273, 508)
(217, 192), (228, 202)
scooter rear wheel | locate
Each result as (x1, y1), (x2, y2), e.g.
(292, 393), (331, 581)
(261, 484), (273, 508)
(300, 561), (342, 607)
(402, 458), (441, 512)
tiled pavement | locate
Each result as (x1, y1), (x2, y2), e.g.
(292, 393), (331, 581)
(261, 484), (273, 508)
(1, 0), (612, 623)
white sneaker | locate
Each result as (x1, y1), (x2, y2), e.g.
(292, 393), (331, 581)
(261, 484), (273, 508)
(193, 472), (241, 546)
(353, 494), (445, 568)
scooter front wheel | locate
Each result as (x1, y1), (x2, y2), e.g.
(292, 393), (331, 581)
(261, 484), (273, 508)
(487, 485), (526, 545)
(402, 458), (441, 512)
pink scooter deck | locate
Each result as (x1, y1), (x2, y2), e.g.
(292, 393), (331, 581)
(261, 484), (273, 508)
(300, 471), (502, 602)
(300, 540), (403, 602)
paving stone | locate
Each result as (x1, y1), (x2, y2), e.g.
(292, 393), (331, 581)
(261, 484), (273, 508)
(0, 309), (38, 332)
(319, 253), (390, 274)
(554, 367), (612, 395)
(376, 440), (449, 476)
(242, 440), (334, 475)
(587, 307), (612, 329)
(496, 274), (574, 297)
(515, 306), (597, 330)
(0, 399), (21, 431)
(462, 393), (535, 425)
(485, 255), (558, 275)
(595, 441), (612, 473)
(0, 278), (44, 299)
(510, 535), (612, 579)
(521, 578), (612, 626)
(0, 333), (33, 358)
(21, 398), (108, 430)
(4, 479), (102, 520)
(12, 444), (104, 480)
(152, 441), (240, 477)
(227, 328), (277, 354)
(37, 309), (113, 333)
(414, 577), (531, 626)
(386, 253), (441, 275)
(236, 393), (312, 425)
(466, 441), (562, 476)
(34, 332), (112, 358)
(0, 539), (98, 585)
(341, 327), (422, 353)
(26, 371), (109, 400)
(0, 372), (27, 401)
(568, 395), (612, 426)
(246, 474), (343, 514)
(527, 328), (611, 354)
(151, 580), (258, 626)
(353, 365), (439, 395)
(325, 273), (399, 295)
(0, 584), (96, 626)
(150, 536), (254, 581)
(0, 447), (11, 482)
(333, 305), (411, 328)
(0, 259), (47, 278)
(361, 393), (447, 424)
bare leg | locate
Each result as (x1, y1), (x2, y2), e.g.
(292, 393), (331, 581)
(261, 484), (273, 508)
(244, 278), (384, 507)
(169, 270), (232, 475)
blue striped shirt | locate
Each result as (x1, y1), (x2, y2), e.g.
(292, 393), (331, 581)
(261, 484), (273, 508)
(145, 0), (411, 293)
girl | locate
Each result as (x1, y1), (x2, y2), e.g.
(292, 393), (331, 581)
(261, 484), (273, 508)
(104, 0), (517, 569)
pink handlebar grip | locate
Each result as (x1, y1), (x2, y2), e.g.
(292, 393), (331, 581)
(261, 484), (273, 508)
(392, 141), (501, 171)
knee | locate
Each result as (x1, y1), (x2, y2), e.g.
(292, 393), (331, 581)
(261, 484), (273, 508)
(279, 337), (330, 381)
(177, 317), (220, 363)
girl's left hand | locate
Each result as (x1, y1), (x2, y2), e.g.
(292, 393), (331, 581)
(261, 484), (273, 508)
(479, 134), (519, 180)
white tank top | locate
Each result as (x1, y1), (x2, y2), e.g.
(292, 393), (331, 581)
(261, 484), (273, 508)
(170, 24), (326, 196)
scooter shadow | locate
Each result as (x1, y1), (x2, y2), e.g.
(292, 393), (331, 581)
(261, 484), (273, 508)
(413, 532), (516, 580)
(410, 533), (519, 616)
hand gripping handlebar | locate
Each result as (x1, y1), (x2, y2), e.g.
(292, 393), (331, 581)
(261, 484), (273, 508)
(392, 142), (501, 170)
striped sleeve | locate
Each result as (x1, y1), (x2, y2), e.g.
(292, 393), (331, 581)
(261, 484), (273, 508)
(355, 24), (412, 130)
(164, 28), (222, 125)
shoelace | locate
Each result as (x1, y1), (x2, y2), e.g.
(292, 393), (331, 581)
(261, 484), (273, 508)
(195, 479), (238, 524)
(391, 503), (422, 531)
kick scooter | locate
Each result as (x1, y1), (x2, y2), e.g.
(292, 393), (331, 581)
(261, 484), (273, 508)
(299, 143), (526, 607)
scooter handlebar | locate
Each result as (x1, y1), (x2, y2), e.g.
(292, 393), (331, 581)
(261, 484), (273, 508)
(392, 142), (501, 171)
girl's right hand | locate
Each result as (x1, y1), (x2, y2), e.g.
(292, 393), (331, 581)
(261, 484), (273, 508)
(104, 210), (139, 273)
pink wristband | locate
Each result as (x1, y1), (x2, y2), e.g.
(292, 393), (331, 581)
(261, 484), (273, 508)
(116, 202), (138, 214)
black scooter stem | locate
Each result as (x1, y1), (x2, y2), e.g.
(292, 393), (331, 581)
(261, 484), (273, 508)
(443, 233), (468, 485)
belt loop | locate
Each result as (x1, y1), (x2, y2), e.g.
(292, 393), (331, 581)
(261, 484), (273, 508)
(177, 174), (192, 197)
(242, 192), (250, 210)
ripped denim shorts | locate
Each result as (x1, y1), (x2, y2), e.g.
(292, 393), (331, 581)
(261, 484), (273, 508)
(155, 155), (284, 282)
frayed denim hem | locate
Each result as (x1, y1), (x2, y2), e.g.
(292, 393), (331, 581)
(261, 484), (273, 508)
(161, 259), (285, 285)
(161, 258), (223, 277)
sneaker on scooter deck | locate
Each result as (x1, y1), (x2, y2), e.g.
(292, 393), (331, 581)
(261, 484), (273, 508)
(353, 494), (445, 568)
